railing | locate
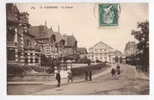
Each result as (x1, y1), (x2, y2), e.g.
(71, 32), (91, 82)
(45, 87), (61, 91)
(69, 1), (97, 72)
(7, 41), (16, 47)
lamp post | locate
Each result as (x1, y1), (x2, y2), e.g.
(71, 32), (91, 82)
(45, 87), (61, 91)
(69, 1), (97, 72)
(67, 60), (72, 71)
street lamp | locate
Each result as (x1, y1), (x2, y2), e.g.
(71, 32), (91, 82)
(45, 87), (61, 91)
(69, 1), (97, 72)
(66, 60), (72, 70)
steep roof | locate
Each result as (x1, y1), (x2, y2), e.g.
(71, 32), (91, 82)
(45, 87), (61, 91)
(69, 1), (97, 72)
(77, 47), (87, 54)
(63, 35), (77, 47)
(28, 25), (64, 45)
(53, 32), (63, 42)
(90, 41), (113, 50)
(29, 25), (47, 38)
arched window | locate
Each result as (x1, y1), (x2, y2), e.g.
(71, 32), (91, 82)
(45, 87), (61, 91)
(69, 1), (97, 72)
(74, 41), (77, 47)
(50, 34), (56, 43)
(60, 39), (65, 46)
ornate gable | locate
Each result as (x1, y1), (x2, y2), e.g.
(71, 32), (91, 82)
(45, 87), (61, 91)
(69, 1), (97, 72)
(93, 41), (113, 50)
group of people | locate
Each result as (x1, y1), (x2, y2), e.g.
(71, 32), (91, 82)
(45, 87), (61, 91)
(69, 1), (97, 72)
(55, 70), (73, 87)
(55, 62), (92, 87)
(55, 64), (120, 87)
(55, 69), (93, 87)
(111, 64), (121, 79)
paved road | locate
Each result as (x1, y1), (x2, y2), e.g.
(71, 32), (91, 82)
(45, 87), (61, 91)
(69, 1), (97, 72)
(33, 64), (149, 95)
(8, 64), (149, 95)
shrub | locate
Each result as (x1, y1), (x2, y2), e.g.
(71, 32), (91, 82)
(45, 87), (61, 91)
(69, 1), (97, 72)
(7, 63), (25, 77)
(46, 68), (54, 74)
(71, 63), (107, 76)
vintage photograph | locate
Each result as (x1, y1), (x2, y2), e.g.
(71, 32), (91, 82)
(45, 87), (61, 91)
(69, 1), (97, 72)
(6, 3), (149, 95)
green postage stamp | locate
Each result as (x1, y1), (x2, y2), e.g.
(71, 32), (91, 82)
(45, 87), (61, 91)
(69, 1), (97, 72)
(99, 4), (120, 26)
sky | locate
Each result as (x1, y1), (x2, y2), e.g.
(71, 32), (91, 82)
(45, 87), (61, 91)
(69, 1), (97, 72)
(16, 3), (148, 53)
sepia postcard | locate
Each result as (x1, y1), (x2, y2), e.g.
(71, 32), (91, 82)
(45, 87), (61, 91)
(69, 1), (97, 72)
(5, 2), (149, 96)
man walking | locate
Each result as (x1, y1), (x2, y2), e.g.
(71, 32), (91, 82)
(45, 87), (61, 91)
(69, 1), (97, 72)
(116, 64), (121, 79)
(67, 70), (73, 83)
(111, 68), (116, 79)
(85, 70), (89, 81)
(89, 70), (92, 81)
(56, 71), (61, 87)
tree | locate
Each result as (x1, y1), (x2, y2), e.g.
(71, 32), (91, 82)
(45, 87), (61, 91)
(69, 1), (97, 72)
(131, 21), (149, 72)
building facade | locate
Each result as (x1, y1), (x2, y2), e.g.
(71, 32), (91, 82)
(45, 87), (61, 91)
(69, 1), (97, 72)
(77, 47), (88, 59)
(7, 4), (41, 66)
(7, 4), (79, 67)
(29, 25), (64, 58)
(29, 25), (78, 60)
(7, 4), (21, 64)
(124, 41), (138, 57)
(88, 41), (122, 63)
(63, 35), (78, 58)
(23, 32), (41, 66)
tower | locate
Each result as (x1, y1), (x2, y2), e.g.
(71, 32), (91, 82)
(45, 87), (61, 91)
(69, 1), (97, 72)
(58, 24), (60, 33)
(44, 20), (47, 26)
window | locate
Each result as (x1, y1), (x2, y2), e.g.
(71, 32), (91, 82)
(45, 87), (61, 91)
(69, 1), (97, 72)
(100, 49), (102, 52)
(30, 58), (33, 63)
(7, 48), (15, 61)
(7, 30), (15, 41)
(25, 58), (28, 64)
(26, 39), (30, 46)
(35, 58), (38, 63)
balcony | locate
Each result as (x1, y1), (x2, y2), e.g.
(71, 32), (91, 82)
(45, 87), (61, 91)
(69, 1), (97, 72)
(7, 15), (19, 24)
(24, 45), (35, 50)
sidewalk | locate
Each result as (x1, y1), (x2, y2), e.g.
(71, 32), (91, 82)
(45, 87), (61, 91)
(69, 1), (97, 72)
(129, 64), (149, 80)
(8, 66), (112, 85)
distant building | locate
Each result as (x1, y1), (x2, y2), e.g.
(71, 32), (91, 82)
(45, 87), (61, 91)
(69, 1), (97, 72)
(124, 41), (138, 56)
(77, 47), (88, 59)
(114, 50), (123, 63)
(88, 41), (122, 63)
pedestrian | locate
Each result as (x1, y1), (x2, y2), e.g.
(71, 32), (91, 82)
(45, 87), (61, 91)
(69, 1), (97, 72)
(87, 59), (91, 66)
(111, 68), (116, 79)
(85, 70), (89, 81)
(67, 70), (73, 83)
(56, 70), (61, 87)
(116, 64), (121, 79)
(116, 64), (120, 69)
(89, 70), (92, 81)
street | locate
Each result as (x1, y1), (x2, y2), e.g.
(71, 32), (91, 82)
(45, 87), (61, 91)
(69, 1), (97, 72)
(7, 64), (149, 95)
